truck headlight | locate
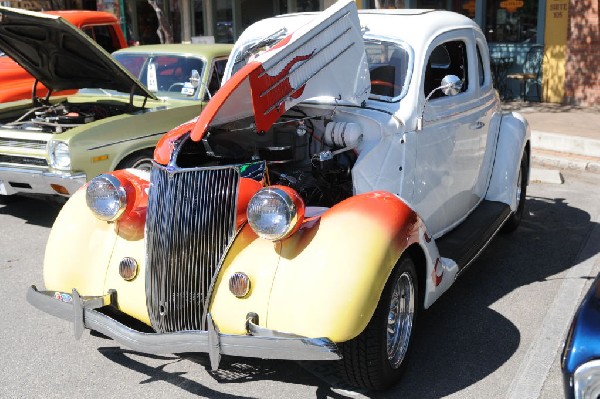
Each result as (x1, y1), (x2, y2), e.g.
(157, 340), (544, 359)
(574, 359), (600, 399)
(247, 186), (305, 241)
(86, 174), (127, 221)
(48, 141), (71, 170)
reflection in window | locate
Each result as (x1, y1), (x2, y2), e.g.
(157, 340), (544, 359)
(114, 54), (206, 99)
(365, 41), (410, 99)
(485, 0), (538, 43)
(424, 40), (469, 98)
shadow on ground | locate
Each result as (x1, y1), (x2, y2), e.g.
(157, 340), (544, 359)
(0, 195), (63, 228)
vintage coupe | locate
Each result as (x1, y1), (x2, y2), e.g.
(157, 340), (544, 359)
(0, 6), (231, 198)
(562, 273), (600, 399)
(28, 1), (530, 390)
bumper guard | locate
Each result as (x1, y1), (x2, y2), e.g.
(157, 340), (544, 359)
(27, 286), (341, 369)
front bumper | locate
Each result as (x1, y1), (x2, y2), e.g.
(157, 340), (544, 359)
(0, 165), (86, 196)
(27, 286), (341, 368)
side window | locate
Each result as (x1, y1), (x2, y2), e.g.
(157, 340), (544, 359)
(90, 25), (119, 53)
(476, 44), (485, 86)
(206, 58), (228, 99)
(423, 40), (469, 99)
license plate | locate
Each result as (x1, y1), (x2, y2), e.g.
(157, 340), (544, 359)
(0, 179), (7, 195)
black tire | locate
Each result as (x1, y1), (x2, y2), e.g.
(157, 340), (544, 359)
(336, 256), (419, 390)
(502, 152), (528, 233)
(117, 150), (154, 172)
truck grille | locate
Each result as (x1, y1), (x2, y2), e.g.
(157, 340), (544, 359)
(145, 164), (240, 333)
(0, 154), (47, 167)
(0, 138), (47, 151)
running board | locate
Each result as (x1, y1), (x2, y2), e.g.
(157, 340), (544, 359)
(436, 200), (511, 271)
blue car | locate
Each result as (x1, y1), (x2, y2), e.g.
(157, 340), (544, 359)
(562, 273), (600, 399)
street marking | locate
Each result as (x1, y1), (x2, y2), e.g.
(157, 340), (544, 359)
(507, 222), (600, 399)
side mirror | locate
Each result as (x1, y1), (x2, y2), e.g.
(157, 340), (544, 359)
(417, 74), (463, 131)
(440, 75), (463, 96)
(189, 69), (201, 88)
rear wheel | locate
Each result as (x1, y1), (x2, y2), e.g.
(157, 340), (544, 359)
(502, 151), (528, 233)
(337, 256), (419, 390)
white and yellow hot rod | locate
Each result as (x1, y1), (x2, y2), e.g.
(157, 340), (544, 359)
(28, 0), (530, 391)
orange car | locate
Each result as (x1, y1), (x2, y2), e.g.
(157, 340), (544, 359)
(0, 10), (127, 103)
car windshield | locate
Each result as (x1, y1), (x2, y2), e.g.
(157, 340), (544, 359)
(229, 37), (410, 102)
(82, 53), (207, 101)
(365, 40), (411, 101)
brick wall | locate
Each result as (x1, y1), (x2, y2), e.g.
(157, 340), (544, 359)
(564, 0), (600, 106)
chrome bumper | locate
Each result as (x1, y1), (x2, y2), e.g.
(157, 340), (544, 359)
(0, 165), (86, 196)
(26, 286), (341, 368)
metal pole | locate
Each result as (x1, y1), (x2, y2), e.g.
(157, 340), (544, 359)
(181, 0), (191, 42)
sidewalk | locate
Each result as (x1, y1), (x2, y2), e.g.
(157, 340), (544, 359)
(502, 102), (600, 173)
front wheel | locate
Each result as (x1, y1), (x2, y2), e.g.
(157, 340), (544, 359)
(337, 256), (419, 390)
(117, 150), (154, 172)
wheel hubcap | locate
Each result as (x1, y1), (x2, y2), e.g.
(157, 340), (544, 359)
(515, 166), (523, 207)
(386, 271), (415, 369)
(131, 159), (152, 172)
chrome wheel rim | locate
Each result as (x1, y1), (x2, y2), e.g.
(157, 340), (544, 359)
(387, 271), (415, 369)
(515, 165), (523, 207)
(131, 158), (153, 172)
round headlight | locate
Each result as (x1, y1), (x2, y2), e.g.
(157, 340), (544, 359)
(86, 174), (127, 221)
(49, 141), (71, 170)
(247, 186), (304, 241)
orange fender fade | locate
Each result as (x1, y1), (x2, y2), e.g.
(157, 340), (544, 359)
(109, 169), (150, 240)
(266, 191), (421, 341)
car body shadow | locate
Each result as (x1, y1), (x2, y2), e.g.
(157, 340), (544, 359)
(95, 195), (597, 398)
(0, 195), (63, 228)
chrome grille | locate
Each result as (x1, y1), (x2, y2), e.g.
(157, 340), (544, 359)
(145, 164), (240, 333)
(0, 138), (47, 150)
(0, 154), (47, 167)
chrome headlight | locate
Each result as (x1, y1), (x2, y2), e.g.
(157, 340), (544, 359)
(48, 141), (71, 170)
(86, 174), (127, 221)
(247, 186), (304, 241)
(574, 359), (600, 399)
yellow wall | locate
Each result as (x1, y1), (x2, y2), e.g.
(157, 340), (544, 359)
(543, 0), (569, 103)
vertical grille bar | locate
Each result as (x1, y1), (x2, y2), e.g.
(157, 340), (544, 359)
(145, 164), (239, 332)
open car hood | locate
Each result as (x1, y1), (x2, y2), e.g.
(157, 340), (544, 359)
(0, 7), (157, 99)
(189, 0), (369, 140)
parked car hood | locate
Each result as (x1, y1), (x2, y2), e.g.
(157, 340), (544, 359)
(0, 7), (156, 99)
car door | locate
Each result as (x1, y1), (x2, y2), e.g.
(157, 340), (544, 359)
(413, 30), (491, 238)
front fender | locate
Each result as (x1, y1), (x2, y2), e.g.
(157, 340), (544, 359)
(270, 192), (418, 342)
(44, 171), (151, 325)
(211, 191), (419, 342)
(43, 189), (116, 296)
(486, 111), (530, 209)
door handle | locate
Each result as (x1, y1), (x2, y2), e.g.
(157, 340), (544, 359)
(470, 121), (485, 130)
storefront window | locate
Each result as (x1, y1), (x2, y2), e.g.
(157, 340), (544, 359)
(368, 0), (408, 7)
(215, 0), (233, 43)
(484, 0), (538, 43)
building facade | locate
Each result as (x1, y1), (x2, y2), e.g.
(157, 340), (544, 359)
(1, 0), (597, 105)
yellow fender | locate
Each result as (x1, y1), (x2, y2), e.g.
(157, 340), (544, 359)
(211, 191), (420, 342)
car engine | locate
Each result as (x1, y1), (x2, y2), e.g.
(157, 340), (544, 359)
(0, 101), (130, 133)
(175, 107), (359, 207)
